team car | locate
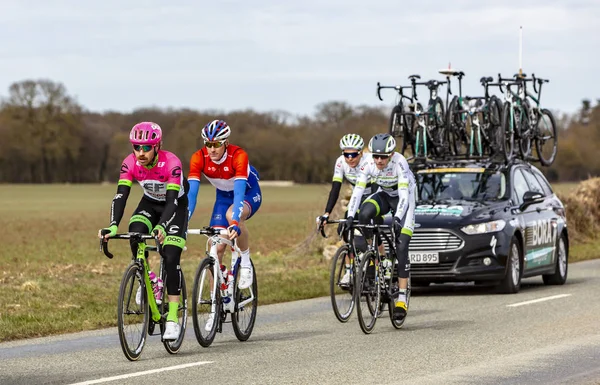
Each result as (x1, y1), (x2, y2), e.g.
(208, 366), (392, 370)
(406, 159), (568, 293)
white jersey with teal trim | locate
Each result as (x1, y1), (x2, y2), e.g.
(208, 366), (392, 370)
(347, 152), (416, 221)
(331, 153), (373, 196)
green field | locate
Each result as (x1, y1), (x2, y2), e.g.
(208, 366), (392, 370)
(0, 181), (594, 342)
(0, 184), (333, 342)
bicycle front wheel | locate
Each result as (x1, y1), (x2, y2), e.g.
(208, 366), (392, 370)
(355, 251), (380, 334)
(192, 257), (221, 347)
(329, 245), (355, 323)
(388, 105), (404, 138)
(161, 272), (187, 354)
(232, 260), (258, 341)
(117, 263), (149, 361)
(535, 108), (558, 166)
(500, 102), (515, 162)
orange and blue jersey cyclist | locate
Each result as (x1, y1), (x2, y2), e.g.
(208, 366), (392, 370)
(187, 119), (261, 294)
(99, 122), (188, 341)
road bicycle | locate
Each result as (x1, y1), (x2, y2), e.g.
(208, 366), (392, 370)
(516, 74), (558, 166)
(449, 77), (504, 159)
(189, 227), (258, 347)
(439, 68), (469, 156)
(350, 222), (411, 334)
(99, 231), (187, 361)
(377, 74), (422, 156)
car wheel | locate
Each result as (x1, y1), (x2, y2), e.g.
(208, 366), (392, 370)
(542, 233), (568, 285)
(497, 237), (522, 294)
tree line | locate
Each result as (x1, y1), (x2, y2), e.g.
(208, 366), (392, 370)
(0, 79), (597, 183)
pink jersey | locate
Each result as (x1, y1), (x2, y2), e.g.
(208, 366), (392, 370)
(118, 151), (186, 201)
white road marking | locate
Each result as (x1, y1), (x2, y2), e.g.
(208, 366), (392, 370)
(68, 361), (213, 384)
(507, 293), (572, 308)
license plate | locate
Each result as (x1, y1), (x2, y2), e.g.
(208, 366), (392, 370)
(409, 251), (439, 264)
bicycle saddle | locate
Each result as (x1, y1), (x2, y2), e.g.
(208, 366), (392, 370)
(408, 74), (421, 80)
(480, 76), (493, 84)
(514, 73), (527, 79)
(439, 68), (465, 77)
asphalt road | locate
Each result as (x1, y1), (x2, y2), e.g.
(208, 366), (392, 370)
(2, 259), (600, 385)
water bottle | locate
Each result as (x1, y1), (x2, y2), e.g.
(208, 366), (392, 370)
(148, 271), (163, 304)
(382, 258), (392, 279)
(227, 272), (234, 297)
(220, 265), (229, 291)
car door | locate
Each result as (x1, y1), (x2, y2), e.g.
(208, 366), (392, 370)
(521, 167), (558, 272)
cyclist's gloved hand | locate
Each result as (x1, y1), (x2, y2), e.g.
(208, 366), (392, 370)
(316, 213), (329, 230)
(152, 225), (166, 244)
(338, 216), (354, 235)
(393, 216), (403, 238)
(99, 225), (118, 240)
(228, 221), (241, 240)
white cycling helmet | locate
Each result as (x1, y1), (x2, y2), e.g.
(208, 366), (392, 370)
(339, 133), (364, 151)
(368, 133), (396, 154)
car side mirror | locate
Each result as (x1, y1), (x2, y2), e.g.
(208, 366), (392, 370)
(519, 191), (545, 211)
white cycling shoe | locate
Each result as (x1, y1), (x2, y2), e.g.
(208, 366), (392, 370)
(163, 321), (180, 340)
(339, 270), (351, 285)
(205, 313), (215, 332)
(238, 266), (254, 289)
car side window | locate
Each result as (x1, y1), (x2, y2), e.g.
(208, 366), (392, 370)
(512, 169), (530, 204)
(522, 168), (545, 196)
(531, 168), (554, 196)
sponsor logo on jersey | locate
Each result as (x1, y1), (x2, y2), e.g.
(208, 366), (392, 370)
(120, 163), (129, 174)
(139, 210), (151, 217)
(168, 225), (179, 234)
(171, 166), (182, 178)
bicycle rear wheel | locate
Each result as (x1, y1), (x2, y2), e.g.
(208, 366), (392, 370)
(160, 272), (187, 354)
(192, 257), (221, 347)
(388, 104), (403, 138)
(517, 106), (531, 160)
(330, 245), (355, 323)
(117, 263), (149, 361)
(535, 109), (558, 166)
(355, 251), (380, 334)
(232, 260), (258, 341)
(500, 102), (515, 162)
(447, 96), (468, 156)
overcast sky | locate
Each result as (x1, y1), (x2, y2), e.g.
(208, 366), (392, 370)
(0, 0), (597, 116)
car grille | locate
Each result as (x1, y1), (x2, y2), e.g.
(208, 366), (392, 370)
(411, 262), (455, 273)
(409, 230), (464, 252)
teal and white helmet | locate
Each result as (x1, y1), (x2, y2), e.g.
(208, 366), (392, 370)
(339, 133), (364, 151)
(368, 133), (396, 154)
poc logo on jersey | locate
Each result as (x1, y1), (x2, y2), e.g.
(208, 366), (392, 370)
(528, 219), (556, 247)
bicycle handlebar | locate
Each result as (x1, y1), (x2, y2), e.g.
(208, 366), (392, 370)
(318, 219), (392, 238)
(376, 82), (413, 101)
(99, 231), (160, 259)
(188, 227), (229, 236)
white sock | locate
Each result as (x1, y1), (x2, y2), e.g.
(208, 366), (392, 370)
(240, 249), (251, 268)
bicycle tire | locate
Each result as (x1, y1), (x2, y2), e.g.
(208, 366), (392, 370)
(355, 251), (379, 334)
(117, 263), (149, 361)
(535, 108), (558, 166)
(388, 104), (404, 138)
(232, 259), (258, 341)
(500, 102), (515, 162)
(191, 257), (221, 347)
(329, 245), (355, 323)
(517, 104), (531, 160)
(447, 96), (468, 156)
(161, 272), (187, 354)
(428, 97), (448, 158)
(485, 96), (503, 156)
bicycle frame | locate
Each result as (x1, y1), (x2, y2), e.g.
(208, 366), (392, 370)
(101, 233), (163, 322)
(188, 228), (255, 314)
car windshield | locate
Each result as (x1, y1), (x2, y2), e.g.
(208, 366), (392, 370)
(415, 168), (507, 202)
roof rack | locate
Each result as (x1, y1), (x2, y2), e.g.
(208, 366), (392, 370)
(408, 154), (520, 172)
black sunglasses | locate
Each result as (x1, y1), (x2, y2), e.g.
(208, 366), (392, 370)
(343, 152), (360, 159)
(133, 144), (153, 152)
(372, 154), (390, 160)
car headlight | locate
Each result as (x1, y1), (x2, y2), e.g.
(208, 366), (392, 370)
(461, 220), (506, 235)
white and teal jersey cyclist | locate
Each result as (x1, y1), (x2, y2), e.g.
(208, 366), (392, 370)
(343, 133), (416, 321)
(318, 134), (374, 226)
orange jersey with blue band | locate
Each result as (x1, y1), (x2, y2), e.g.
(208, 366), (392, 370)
(187, 145), (260, 225)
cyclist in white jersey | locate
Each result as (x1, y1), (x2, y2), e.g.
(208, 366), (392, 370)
(317, 134), (374, 284)
(343, 133), (416, 321)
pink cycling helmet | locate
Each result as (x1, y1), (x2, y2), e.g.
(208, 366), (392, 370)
(129, 122), (163, 145)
